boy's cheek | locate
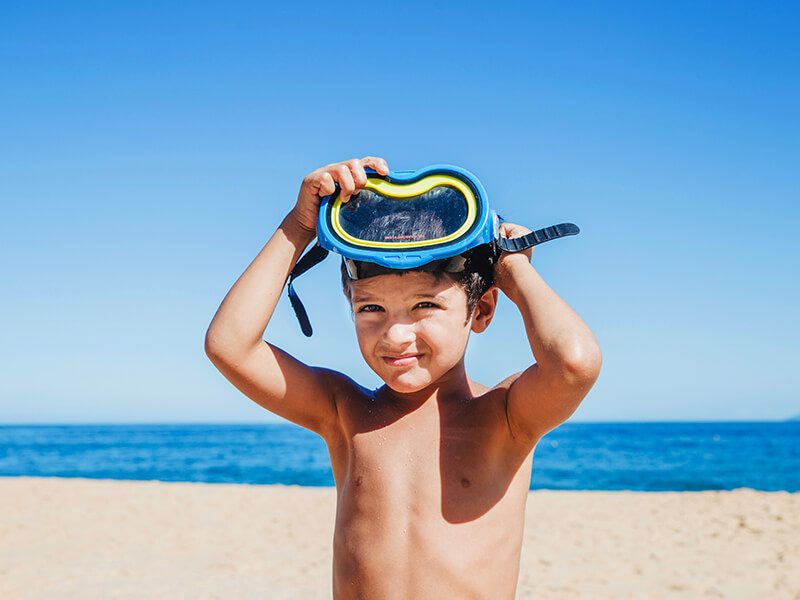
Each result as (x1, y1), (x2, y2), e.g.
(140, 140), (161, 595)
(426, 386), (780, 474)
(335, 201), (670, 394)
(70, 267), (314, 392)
(353, 319), (374, 339)
(354, 331), (386, 367)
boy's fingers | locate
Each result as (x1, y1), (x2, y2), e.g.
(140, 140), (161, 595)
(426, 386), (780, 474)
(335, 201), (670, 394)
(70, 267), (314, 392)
(361, 156), (389, 175)
(499, 223), (534, 244)
(334, 164), (356, 202)
(346, 158), (368, 189)
(317, 171), (336, 196)
(311, 156), (388, 203)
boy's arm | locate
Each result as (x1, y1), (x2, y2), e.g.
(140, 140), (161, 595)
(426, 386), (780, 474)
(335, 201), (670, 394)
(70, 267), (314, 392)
(496, 224), (602, 445)
(204, 156), (388, 439)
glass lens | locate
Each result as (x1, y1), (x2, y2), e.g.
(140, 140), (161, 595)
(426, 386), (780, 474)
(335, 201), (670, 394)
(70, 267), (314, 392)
(337, 185), (468, 243)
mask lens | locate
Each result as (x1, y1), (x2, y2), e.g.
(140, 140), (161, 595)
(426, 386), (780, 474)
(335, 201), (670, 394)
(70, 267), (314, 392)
(337, 185), (469, 244)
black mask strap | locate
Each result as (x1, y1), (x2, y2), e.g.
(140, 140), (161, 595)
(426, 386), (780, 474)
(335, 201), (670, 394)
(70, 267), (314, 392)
(496, 223), (580, 253)
(286, 223), (579, 337)
(286, 242), (329, 337)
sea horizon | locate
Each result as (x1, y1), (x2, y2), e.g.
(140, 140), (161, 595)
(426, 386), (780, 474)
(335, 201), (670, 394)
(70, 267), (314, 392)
(2, 418), (797, 426)
(1, 422), (797, 492)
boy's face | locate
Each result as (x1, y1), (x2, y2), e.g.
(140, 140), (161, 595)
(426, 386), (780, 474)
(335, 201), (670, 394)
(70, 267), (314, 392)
(348, 271), (492, 393)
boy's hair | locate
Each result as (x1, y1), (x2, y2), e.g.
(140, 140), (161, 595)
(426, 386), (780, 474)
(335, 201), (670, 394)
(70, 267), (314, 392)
(339, 210), (496, 323)
(340, 245), (495, 324)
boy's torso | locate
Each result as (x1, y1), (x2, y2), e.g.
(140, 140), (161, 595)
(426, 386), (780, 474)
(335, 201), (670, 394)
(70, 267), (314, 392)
(323, 374), (538, 600)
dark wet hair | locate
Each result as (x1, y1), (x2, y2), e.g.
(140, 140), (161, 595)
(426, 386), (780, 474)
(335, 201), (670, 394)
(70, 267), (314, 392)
(339, 210), (496, 323)
(340, 253), (494, 324)
(340, 250), (496, 326)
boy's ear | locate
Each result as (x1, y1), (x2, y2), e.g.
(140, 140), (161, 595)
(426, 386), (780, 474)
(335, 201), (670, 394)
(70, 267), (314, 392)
(470, 286), (499, 334)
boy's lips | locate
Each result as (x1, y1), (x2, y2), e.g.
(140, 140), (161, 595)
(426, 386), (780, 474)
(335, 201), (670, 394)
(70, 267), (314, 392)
(382, 353), (422, 367)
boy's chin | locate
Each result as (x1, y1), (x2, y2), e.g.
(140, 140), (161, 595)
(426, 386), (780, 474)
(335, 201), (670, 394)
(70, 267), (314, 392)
(376, 371), (433, 394)
(384, 380), (426, 394)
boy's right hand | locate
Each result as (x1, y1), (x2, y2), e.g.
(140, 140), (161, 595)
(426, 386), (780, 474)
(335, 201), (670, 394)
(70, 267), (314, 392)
(290, 156), (390, 234)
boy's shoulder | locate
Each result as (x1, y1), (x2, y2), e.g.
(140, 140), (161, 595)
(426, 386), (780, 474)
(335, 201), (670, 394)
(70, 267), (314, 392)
(493, 371), (525, 392)
(316, 367), (374, 410)
(479, 370), (535, 446)
(319, 366), (532, 444)
(322, 367), (523, 404)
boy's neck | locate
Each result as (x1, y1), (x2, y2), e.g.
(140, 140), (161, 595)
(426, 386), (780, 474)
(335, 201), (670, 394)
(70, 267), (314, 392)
(375, 359), (478, 411)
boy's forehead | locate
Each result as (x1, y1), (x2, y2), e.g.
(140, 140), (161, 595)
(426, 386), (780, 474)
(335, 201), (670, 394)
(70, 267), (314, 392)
(350, 271), (460, 300)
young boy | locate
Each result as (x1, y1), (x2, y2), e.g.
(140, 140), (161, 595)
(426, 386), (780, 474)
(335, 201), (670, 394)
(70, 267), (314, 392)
(205, 156), (602, 599)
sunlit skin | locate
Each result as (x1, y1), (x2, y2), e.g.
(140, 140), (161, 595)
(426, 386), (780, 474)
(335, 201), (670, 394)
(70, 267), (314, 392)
(206, 156), (602, 599)
(324, 271), (546, 599)
(348, 271), (497, 408)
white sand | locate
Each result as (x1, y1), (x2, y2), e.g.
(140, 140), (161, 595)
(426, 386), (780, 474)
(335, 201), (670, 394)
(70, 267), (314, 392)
(1, 478), (797, 599)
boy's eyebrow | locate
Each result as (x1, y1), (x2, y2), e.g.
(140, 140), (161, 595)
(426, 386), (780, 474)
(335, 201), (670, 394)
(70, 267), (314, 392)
(413, 292), (445, 300)
(351, 292), (445, 304)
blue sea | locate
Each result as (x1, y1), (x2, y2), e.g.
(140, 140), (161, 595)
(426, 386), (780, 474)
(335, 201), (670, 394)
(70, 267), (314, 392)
(0, 422), (797, 492)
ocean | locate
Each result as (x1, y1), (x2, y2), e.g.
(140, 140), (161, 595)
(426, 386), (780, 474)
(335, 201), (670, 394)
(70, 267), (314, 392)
(0, 422), (797, 491)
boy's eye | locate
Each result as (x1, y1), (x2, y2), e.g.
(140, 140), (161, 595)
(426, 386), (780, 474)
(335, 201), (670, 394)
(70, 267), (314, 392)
(415, 302), (438, 309)
(357, 304), (383, 313)
(356, 302), (438, 313)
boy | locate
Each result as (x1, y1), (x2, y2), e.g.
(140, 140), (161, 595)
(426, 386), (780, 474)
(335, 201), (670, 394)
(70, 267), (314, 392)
(205, 156), (602, 599)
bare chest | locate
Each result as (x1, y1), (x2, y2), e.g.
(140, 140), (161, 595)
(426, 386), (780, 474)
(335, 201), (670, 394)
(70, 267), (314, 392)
(328, 393), (534, 523)
(325, 393), (536, 599)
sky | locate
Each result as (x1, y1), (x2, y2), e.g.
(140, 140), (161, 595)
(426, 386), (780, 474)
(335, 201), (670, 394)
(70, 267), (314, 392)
(1, 1), (798, 423)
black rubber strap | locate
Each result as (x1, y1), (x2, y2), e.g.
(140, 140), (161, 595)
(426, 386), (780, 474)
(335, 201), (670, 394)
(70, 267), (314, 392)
(290, 243), (329, 279)
(286, 243), (329, 337)
(286, 222), (579, 336)
(496, 223), (580, 253)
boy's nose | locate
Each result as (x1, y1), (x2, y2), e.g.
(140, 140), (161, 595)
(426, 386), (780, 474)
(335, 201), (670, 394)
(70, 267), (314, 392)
(382, 320), (417, 346)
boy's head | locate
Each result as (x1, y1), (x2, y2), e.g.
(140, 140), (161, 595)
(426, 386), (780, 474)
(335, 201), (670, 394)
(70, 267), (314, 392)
(339, 246), (499, 394)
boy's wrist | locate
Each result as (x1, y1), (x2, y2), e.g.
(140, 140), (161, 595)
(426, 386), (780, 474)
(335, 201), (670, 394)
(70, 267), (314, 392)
(495, 257), (533, 304)
(282, 211), (317, 246)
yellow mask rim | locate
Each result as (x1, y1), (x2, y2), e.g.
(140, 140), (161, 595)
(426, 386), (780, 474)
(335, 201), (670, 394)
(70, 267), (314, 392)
(330, 174), (478, 249)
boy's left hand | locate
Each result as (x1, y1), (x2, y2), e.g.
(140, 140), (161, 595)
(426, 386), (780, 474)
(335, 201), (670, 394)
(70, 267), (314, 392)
(494, 221), (534, 295)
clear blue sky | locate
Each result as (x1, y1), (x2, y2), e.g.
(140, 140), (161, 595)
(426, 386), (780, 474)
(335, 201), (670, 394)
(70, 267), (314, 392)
(1, 1), (797, 423)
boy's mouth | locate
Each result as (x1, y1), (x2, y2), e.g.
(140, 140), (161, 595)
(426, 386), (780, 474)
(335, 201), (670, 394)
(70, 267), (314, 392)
(382, 354), (422, 367)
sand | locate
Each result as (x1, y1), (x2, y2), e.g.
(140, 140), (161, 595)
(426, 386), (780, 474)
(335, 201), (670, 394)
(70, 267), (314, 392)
(0, 478), (797, 599)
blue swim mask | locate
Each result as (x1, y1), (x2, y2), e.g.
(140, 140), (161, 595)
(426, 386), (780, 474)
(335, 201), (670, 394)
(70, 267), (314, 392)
(287, 164), (579, 336)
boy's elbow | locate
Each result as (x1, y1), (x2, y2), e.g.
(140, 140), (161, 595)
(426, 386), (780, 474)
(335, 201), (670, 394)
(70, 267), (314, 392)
(204, 327), (234, 364)
(561, 342), (602, 384)
(205, 326), (261, 366)
(204, 328), (221, 362)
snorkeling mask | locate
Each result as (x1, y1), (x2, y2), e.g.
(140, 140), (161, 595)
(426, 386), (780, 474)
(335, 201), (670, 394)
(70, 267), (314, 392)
(287, 164), (579, 336)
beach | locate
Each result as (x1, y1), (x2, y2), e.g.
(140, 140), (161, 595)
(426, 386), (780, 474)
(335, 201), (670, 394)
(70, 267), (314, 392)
(1, 478), (797, 599)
